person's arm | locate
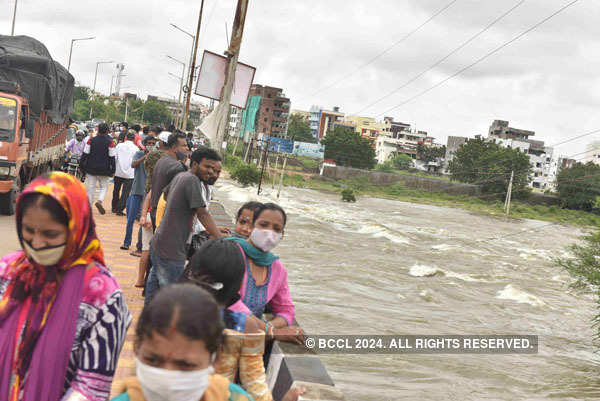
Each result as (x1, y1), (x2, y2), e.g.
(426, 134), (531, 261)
(131, 152), (147, 168)
(108, 142), (116, 176)
(139, 191), (152, 228)
(195, 207), (223, 238)
(268, 263), (295, 327)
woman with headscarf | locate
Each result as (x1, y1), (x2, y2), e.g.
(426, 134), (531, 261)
(0, 172), (132, 401)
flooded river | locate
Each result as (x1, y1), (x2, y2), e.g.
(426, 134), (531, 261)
(216, 179), (600, 400)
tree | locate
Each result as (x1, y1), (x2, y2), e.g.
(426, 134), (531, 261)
(73, 86), (90, 102)
(448, 137), (532, 196)
(287, 114), (315, 143)
(143, 101), (173, 125)
(556, 162), (600, 211)
(555, 230), (600, 340)
(417, 143), (446, 163)
(71, 99), (90, 121)
(322, 126), (376, 170)
(392, 153), (413, 170)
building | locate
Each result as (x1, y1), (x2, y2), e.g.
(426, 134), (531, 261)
(445, 136), (469, 164)
(487, 120), (555, 190)
(309, 106), (344, 140)
(248, 84), (290, 137)
(583, 141), (600, 165)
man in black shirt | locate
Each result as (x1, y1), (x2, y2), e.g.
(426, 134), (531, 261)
(82, 123), (116, 215)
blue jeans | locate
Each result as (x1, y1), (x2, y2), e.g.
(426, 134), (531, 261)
(144, 246), (186, 305)
(123, 194), (142, 247)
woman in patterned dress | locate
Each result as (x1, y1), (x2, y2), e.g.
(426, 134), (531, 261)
(0, 172), (131, 401)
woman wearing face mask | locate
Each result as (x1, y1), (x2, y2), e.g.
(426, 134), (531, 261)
(0, 172), (131, 401)
(228, 203), (304, 344)
(181, 238), (305, 401)
(111, 284), (253, 401)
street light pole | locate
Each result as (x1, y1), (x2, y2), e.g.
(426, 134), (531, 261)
(166, 55), (186, 130)
(169, 25), (196, 123)
(11, 0), (18, 36)
(67, 37), (95, 71)
(168, 72), (184, 128)
(89, 61), (114, 119)
(183, 0), (205, 133)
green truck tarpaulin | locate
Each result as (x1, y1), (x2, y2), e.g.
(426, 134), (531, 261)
(239, 95), (261, 139)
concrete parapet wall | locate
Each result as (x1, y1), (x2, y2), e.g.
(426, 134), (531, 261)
(322, 166), (481, 196)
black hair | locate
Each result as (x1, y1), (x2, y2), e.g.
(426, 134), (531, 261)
(149, 125), (161, 134)
(18, 192), (69, 228)
(97, 123), (109, 135)
(181, 238), (245, 307)
(167, 132), (187, 149)
(126, 131), (135, 141)
(135, 284), (224, 353)
(142, 126), (150, 134)
(121, 122), (129, 129)
(167, 124), (177, 132)
(132, 124), (141, 132)
(143, 135), (156, 145)
(187, 133), (194, 138)
(191, 146), (222, 164)
(253, 202), (287, 227)
(237, 201), (264, 221)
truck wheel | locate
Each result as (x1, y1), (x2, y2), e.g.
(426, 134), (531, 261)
(0, 189), (16, 216)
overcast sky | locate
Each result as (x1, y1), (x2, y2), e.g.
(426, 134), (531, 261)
(1, 0), (598, 156)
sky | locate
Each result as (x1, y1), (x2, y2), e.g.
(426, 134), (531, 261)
(1, 0), (599, 157)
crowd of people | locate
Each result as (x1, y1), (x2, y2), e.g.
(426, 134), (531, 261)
(0, 124), (306, 401)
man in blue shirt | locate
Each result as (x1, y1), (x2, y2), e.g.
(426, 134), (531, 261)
(121, 135), (156, 251)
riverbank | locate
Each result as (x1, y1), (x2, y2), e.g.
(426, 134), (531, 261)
(256, 169), (600, 228)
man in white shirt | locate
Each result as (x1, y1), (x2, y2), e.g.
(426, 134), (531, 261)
(112, 130), (139, 215)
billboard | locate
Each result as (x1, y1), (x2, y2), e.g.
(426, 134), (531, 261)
(293, 141), (325, 159)
(264, 137), (294, 154)
(195, 50), (256, 109)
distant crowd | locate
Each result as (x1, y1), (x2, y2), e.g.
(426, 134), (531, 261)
(0, 121), (306, 401)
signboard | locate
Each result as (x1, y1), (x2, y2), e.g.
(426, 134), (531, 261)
(195, 50), (256, 109)
(293, 141), (325, 159)
(266, 137), (294, 154)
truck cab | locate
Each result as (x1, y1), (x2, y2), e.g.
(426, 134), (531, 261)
(0, 89), (34, 214)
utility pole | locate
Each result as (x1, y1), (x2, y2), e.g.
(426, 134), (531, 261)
(124, 99), (129, 122)
(10, 0), (18, 36)
(277, 156), (288, 198)
(183, 0), (205, 133)
(505, 170), (514, 216)
(67, 37), (95, 72)
(244, 133), (253, 163)
(213, 0), (250, 154)
(257, 141), (269, 195)
(90, 60), (113, 119)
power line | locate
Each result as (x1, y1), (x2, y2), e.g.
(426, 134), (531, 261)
(375, 0), (581, 118)
(354, 0), (527, 116)
(300, 0), (460, 101)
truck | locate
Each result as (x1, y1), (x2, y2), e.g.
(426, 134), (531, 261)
(0, 35), (75, 215)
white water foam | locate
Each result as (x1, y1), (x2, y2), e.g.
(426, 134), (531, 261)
(495, 284), (546, 307)
(408, 264), (481, 282)
(431, 244), (456, 251)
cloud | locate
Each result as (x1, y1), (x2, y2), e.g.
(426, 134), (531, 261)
(0, 0), (597, 155)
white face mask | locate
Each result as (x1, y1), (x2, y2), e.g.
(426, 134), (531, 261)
(249, 228), (283, 252)
(23, 240), (66, 266)
(135, 358), (213, 401)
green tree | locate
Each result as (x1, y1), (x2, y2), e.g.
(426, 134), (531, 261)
(287, 114), (315, 143)
(143, 101), (173, 125)
(555, 230), (600, 340)
(73, 86), (90, 102)
(448, 137), (532, 197)
(556, 162), (600, 211)
(71, 99), (90, 121)
(417, 143), (446, 163)
(322, 126), (376, 170)
(392, 153), (413, 170)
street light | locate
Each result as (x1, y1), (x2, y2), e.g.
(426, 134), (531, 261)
(166, 55), (186, 129)
(169, 23), (196, 129)
(67, 37), (96, 71)
(10, 0), (18, 36)
(90, 60), (114, 119)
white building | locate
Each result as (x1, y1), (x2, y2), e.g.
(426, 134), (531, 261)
(583, 141), (600, 165)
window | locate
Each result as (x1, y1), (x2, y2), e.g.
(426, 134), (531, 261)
(266, 108), (269, 112)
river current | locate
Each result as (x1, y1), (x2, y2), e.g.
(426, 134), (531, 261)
(214, 179), (600, 400)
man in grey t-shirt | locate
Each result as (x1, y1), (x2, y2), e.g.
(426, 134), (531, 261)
(145, 146), (223, 303)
